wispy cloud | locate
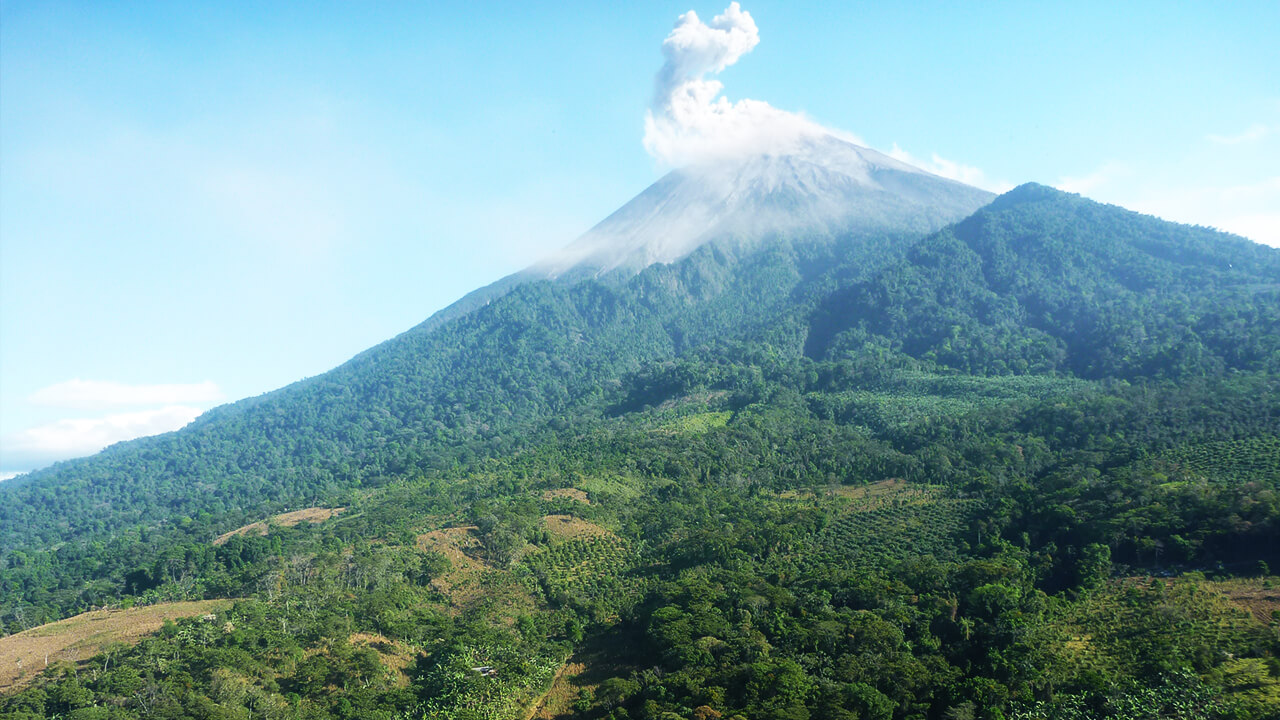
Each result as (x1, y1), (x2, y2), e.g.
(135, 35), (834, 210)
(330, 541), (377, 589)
(1054, 161), (1134, 196)
(1207, 123), (1272, 145)
(888, 144), (1012, 193)
(29, 379), (223, 410)
(4, 380), (224, 474)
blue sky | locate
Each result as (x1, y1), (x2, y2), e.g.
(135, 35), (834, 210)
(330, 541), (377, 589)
(2, 1), (1278, 477)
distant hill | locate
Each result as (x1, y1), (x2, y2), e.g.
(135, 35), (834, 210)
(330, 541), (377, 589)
(808, 183), (1280, 377)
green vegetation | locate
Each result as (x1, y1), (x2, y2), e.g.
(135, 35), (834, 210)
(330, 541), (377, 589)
(2, 185), (1280, 718)
(815, 485), (982, 566)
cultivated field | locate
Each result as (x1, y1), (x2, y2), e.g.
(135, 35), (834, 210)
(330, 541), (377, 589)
(213, 506), (345, 545)
(0, 600), (229, 693)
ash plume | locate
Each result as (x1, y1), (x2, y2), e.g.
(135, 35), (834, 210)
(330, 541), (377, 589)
(642, 3), (830, 167)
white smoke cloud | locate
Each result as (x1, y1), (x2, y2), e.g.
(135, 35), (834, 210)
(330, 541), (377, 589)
(643, 3), (827, 166)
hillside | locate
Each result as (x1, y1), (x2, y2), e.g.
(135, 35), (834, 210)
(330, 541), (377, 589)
(2, 179), (1280, 718)
(0, 138), (994, 557)
(807, 183), (1280, 376)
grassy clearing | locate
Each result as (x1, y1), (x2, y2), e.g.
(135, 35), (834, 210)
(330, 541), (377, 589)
(527, 661), (586, 719)
(0, 599), (229, 694)
(417, 526), (488, 606)
(779, 477), (907, 501)
(542, 515), (612, 541)
(417, 527), (536, 619)
(576, 475), (643, 502)
(528, 628), (644, 719)
(349, 632), (418, 688)
(1209, 576), (1280, 624)
(213, 506), (345, 546)
(541, 488), (591, 505)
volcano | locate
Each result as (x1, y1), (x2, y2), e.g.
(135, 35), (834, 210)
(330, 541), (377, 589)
(536, 134), (994, 279)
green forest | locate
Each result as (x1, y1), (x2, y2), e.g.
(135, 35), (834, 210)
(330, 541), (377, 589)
(2, 185), (1279, 719)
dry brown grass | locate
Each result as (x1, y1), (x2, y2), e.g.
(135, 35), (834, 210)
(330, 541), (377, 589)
(528, 661), (587, 719)
(542, 515), (611, 541)
(528, 638), (640, 719)
(1212, 577), (1280, 624)
(415, 526), (538, 620)
(213, 506), (344, 546)
(0, 600), (229, 694)
(417, 526), (485, 604)
(542, 488), (591, 505)
(778, 478), (907, 501)
(349, 632), (418, 687)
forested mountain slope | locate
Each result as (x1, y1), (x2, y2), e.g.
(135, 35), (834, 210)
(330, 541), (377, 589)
(3, 178), (1280, 720)
(0, 140), (995, 556)
(0, 229), (915, 554)
(808, 183), (1280, 376)
(2, 183), (1277, 563)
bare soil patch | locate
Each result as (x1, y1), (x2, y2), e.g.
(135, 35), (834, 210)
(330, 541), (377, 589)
(0, 600), (229, 694)
(349, 632), (418, 687)
(213, 506), (344, 546)
(528, 661), (587, 719)
(542, 488), (591, 505)
(542, 515), (611, 541)
(1213, 577), (1280, 623)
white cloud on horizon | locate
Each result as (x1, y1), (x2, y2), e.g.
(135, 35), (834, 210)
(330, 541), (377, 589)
(5, 405), (206, 461)
(29, 379), (223, 410)
(5, 380), (225, 475)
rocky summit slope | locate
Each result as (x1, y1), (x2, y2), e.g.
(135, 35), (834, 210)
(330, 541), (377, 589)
(534, 133), (994, 279)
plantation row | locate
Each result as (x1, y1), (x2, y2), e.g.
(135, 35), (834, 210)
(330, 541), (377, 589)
(816, 496), (983, 567)
(1163, 436), (1280, 484)
(526, 535), (642, 613)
